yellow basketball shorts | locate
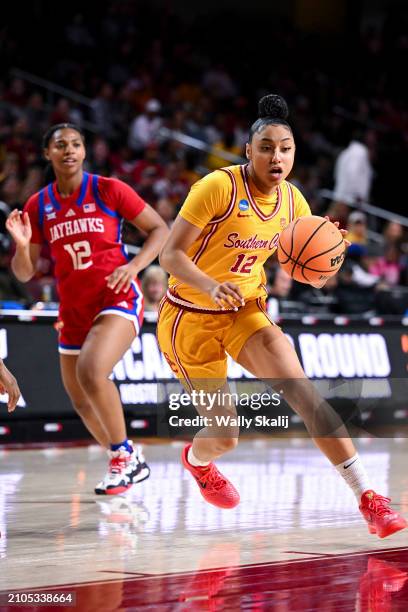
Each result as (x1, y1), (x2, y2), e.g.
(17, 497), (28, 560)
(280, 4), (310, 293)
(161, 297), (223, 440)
(157, 297), (274, 390)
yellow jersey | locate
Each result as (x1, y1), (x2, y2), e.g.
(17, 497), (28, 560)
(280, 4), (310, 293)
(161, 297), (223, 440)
(168, 164), (311, 310)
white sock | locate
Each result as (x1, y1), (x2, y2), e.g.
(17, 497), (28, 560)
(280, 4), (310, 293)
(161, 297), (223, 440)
(188, 447), (210, 467)
(335, 454), (371, 501)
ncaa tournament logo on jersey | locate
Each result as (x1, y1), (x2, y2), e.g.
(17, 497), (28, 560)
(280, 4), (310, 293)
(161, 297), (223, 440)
(237, 199), (252, 217)
(45, 203), (56, 220)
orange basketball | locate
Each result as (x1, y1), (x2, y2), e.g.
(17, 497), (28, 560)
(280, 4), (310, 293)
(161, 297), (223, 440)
(277, 215), (345, 284)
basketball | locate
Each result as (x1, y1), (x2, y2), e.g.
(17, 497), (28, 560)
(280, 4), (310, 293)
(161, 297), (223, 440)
(277, 215), (346, 284)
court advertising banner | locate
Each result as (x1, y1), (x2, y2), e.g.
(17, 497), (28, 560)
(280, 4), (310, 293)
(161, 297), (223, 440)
(1, 315), (407, 437)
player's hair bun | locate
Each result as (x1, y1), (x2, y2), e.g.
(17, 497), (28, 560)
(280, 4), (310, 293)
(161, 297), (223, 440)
(258, 94), (289, 120)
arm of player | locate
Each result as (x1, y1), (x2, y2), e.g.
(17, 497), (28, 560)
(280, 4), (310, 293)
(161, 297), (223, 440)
(159, 216), (244, 310)
(311, 217), (350, 289)
(0, 359), (21, 412)
(6, 210), (41, 282)
(106, 204), (168, 293)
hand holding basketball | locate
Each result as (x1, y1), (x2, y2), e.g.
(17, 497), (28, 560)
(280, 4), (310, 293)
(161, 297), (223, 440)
(277, 215), (346, 285)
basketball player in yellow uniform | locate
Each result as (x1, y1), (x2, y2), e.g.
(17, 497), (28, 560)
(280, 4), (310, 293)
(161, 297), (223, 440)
(158, 94), (406, 537)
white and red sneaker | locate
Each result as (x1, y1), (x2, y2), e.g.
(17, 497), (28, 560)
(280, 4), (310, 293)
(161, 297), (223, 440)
(360, 490), (407, 538)
(95, 444), (150, 495)
(182, 444), (240, 509)
(127, 445), (151, 485)
(94, 448), (133, 495)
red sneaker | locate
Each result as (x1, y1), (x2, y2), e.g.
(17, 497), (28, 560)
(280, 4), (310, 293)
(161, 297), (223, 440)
(181, 444), (240, 509)
(359, 490), (407, 538)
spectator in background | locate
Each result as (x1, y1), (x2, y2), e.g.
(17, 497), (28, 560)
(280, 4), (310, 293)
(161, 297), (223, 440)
(155, 197), (177, 227)
(204, 113), (227, 146)
(346, 211), (368, 245)
(202, 64), (237, 100)
(180, 153), (202, 187)
(131, 143), (163, 184)
(346, 243), (380, 288)
(25, 92), (48, 140)
(153, 161), (189, 206)
(19, 164), (43, 204)
(383, 220), (405, 247)
(49, 98), (83, 127)
(369, 243), (405, 286)
(135, 166), (160, 203)
(90, 137), (112, 176)
(168, 108), (188, 134)
(90, 83), (117, 139)
(0, 200), (11, 250)
(0, 175), (23, 209)
(337, 243), (408, 315)
(333, 132), (374, 203)
(64, 12), (95, 49)
(48, 99), (68, 125)
(110, 145), (137, 183)
(334, 245), (378, 314)
(0, 152), (20, 183)
(186, 106), (210, 142)
(141, 265), (167, 312)
(288, 271), (339, 316)
(3, 78), (27, 108)
(266, 267), (293, 317)
(128, 98), (162, 153)
(206, 131), (243, 170)
(5, 117), (38, 175)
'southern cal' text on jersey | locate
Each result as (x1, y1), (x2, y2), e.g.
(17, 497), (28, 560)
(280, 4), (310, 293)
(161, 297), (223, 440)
(168, 164), (311, 309)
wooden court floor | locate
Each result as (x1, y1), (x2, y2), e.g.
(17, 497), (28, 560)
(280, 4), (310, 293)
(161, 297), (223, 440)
(1, 437), (408, 610)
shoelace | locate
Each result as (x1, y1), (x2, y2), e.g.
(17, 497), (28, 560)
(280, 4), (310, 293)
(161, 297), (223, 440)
(196, 465), (226, 491)
(368, 494), (393, 517)
(109, 456), (128, 475)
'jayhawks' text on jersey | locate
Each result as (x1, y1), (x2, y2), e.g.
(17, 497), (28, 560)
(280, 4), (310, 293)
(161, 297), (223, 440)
(24, 172), (146, 302)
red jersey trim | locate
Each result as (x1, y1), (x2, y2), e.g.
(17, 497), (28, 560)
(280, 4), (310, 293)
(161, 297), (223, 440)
(192, 223), (218, 265)
(241, 165), (282, 222)
(287, 182), (294, 222)
(190, 167), (237, 265)
(208, 168), (237, 225)
(256, 297), (276, 326)
(171, 309), (194, 392)
(166, 288), (240, 314)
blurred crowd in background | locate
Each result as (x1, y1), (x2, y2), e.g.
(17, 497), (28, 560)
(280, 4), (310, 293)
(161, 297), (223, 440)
(1, 0), (408, 317)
